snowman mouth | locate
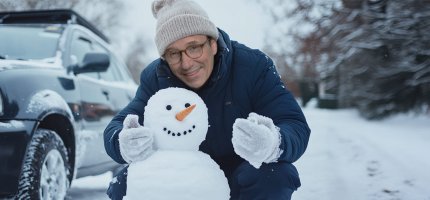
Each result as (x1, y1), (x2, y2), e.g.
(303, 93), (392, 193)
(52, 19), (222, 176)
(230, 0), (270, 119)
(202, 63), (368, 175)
(163, 125), (196, 137)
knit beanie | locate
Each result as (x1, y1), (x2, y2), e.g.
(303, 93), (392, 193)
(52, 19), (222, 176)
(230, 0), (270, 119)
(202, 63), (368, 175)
(152, 0), (219, 55)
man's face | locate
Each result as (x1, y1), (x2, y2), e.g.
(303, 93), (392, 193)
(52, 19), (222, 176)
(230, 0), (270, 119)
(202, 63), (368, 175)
(164, 35), (218, 90)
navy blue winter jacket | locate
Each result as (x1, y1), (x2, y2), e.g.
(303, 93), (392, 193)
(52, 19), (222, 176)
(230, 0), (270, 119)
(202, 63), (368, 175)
(104, 29), (310, 177)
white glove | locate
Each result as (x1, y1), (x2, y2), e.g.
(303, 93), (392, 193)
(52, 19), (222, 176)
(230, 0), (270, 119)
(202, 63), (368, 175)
(118, 114), (154, 163)
(232, 112), (283, 169)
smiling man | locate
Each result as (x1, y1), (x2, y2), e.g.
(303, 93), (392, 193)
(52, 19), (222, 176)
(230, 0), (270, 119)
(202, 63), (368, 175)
(164, 35), (217, 89)
(103, 0), (311, 199)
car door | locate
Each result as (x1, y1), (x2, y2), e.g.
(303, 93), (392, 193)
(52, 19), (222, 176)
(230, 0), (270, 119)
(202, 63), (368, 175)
(86, 41), (137, 168)
(68, 30), (117, 173)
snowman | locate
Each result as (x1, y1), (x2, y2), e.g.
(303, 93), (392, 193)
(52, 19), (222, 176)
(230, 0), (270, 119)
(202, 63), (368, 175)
(124, 87), (230, 200)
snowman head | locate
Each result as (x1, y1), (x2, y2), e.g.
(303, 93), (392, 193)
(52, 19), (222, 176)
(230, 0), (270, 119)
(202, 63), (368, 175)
(144, 87), (208, 151)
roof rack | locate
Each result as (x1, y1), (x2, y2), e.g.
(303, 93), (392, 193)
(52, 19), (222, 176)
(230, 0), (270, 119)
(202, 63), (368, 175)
(0, 9), (109, 43)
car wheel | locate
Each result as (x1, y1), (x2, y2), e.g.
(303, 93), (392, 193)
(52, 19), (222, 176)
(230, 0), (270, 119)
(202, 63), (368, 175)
(16, 129), (70, 200)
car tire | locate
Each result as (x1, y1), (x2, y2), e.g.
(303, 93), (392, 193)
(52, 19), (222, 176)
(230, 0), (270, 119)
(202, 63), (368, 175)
(16, 129), (70, 199)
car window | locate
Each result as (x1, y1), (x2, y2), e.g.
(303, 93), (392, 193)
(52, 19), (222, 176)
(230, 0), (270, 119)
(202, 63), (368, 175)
(70, 33), (92, 64)
(70, 31), (99, 79)
(0, 25), (61, 61)
(92, 42), (122, 82)
(107, 57), (124, 82)
(68, 30), (131, 83)
(113, 55), (135, 84)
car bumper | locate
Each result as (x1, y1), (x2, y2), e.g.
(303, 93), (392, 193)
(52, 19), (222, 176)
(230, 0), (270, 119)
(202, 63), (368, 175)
(0, 120), (36, 197)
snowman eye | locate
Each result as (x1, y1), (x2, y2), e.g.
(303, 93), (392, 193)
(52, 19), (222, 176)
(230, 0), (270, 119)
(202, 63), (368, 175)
(166, 105), (172, 110)
(185, 103), (191, 108)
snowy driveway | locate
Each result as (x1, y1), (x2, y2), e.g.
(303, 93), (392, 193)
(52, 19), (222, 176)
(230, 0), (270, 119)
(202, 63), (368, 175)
(294, 106), (430, 200)
(66, 171), (111, 200)
(67, 105), (430, 200)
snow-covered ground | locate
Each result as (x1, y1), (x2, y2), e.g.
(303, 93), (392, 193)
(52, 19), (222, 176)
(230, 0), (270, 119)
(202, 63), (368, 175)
(66, 101), (430, 200)
(295, 102), (430, 200)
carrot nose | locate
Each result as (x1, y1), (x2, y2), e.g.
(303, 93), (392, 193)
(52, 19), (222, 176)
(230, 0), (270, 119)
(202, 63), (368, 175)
(176, 104), (196, 121)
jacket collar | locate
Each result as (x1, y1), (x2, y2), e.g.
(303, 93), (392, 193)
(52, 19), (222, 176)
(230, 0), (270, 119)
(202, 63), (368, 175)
(208, 28), (232, 85)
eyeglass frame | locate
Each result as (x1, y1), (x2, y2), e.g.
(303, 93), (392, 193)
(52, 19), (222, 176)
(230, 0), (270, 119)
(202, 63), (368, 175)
(162, 38), (211, 65)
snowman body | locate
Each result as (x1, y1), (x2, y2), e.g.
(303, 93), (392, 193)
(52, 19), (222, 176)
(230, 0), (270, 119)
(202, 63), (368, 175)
(125, 88), (230, 200)
(126, 151), (229, 200)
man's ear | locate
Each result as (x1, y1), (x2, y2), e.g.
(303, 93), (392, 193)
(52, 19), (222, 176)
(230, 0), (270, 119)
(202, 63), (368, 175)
(210, 39), (218, 56)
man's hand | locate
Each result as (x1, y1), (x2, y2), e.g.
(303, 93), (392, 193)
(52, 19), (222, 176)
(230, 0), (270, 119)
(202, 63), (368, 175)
(118, 114), (154, 163)
(232, 112), (283, 168)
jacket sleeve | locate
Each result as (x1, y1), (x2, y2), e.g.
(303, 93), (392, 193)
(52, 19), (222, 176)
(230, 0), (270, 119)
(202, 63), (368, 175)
(103, 64), (158, 164)
(250, 54), (311, 163)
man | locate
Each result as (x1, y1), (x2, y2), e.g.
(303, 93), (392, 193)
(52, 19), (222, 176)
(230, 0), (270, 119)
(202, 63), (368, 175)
(104, 0), (311, 199)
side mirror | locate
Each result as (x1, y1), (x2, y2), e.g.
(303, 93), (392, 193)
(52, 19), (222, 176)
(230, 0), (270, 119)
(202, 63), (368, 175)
(70, 52), (110, 75)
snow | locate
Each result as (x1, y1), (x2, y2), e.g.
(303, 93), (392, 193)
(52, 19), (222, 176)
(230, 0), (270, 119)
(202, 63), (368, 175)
(26, 90), (73, 119)
(67, 99), (430, 200)
(126, 151), (230, 200)
(66, 172), (113, 200)
(293, 100), (430, 200)
(0, 59), (61, 71)
(0, 120), (24, 129)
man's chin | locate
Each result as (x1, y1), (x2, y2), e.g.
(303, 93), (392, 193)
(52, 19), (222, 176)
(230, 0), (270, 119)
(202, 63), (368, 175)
(184, 80), (203, 90)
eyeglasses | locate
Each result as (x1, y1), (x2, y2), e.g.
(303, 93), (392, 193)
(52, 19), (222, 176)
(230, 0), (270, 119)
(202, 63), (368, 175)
(163, 39), (210, 65)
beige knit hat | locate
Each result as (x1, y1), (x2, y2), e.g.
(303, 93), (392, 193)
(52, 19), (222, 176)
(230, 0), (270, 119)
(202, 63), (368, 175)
(152, 0), (219, 55)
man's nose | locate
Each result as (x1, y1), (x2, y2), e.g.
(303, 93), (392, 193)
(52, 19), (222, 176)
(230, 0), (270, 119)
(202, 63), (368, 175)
(180, 51), (194, 68)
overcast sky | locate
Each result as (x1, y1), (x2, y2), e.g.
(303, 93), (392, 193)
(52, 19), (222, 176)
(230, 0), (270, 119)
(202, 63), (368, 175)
(122, 0), (271, 58)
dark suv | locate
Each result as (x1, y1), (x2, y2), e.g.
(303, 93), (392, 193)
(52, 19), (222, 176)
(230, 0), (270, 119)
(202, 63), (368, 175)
(0, 10), (136, 199)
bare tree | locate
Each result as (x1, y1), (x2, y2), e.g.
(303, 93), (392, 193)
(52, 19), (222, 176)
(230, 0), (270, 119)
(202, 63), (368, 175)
(253, 0), (340, 106)
(1, 0), (124, 39)
(254, 0), (430, 119)
(125, 37), (152, 83)
(1, 0), (77, 10)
